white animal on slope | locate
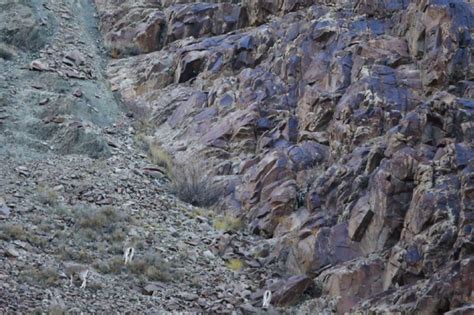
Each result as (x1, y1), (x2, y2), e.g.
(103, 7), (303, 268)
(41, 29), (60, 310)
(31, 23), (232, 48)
(262, 290), (272, 309)
(123, 246), (135, 265)
(61, 262), (90, 289)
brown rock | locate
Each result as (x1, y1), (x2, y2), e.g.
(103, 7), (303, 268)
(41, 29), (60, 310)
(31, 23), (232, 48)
(348, 195), (374, 242)
(319, 256), (385, 314)
(29, 59), (49, 71)
(271, 275), (313, 306)
(65, 49), (85, 66)
(5, 246), (20, 258)
(0, 204), (11, 218)
(73, 90), (83, 98)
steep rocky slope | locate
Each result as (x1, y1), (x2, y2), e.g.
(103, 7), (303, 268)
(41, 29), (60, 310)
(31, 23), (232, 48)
(1, 0), (473, 313)
(96, 0), (474, 313)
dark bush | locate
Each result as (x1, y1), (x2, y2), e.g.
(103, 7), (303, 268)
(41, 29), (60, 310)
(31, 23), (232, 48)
(169, 159), (222, 207)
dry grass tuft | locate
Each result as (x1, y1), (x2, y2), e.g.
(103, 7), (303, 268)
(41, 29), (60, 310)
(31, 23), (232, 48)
(20, 266), (60, 286)
(36, 185), (60, 207)
(169, 159), (222, 207)
(128, 252), (179, 282)
(135, 134), (174, 174)
(0, 223), (28, 241)
(74, 205), (124, 231)
(52, 205), (130, 263)
(226, 259), (244, 272)
(213, 215), (242, 231)
(94, 256), (123, 274)
(148, 143), (174, 174)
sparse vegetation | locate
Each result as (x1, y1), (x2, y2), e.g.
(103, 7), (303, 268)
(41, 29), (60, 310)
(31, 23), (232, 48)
(213, 215), (242, 231)
(20, 266), (60, 286)
(94, 256), (123, 274)
(226, 259), (244, 272)
(74, 205), (125, 232)
(28, 233), (48, 249)
(36, 185), (60, 207)
(0, 223), (28, 241)
(0, 43), (16, 60)
(169, 159), (223, 207)
(134, 132), (174, 175)
(52, 205), (130, 263)
(148, 144), (173, 174)
(57, 244), (92, 263)
(0, 222), (48, 249)
(128, 251), (179, 282)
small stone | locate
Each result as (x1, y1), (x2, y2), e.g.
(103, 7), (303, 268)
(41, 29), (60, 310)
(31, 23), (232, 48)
(245, 260), (260, 268)
(52, 116), (66, 124)
(5, 246), (20, 258)
(30, 60), (49, 71)
(65, 50), (85, 66)
(181, 292), (199, 301)
(0, 205), (11, 217)
(143, 283), (165, 296)
(73, 90), (83, 98)
(62, 57), (75, 67)
(13, 240), (29, 249)
(39, 98), (50, 105)
(240, 289), (251, 297)
(107, 140), (119, 148)
(203, 250), (216, 260)
(240, 303), (259, 314)
(16, 166), (29, 177)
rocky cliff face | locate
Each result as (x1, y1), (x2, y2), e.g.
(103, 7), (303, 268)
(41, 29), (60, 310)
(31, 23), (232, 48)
(97, 0), (473, 313)
(1, 0), (472, 313)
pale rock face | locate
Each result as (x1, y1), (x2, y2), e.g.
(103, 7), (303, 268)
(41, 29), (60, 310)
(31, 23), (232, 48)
(95, 0), (473, 312)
